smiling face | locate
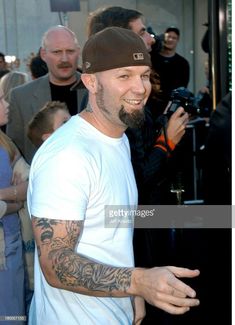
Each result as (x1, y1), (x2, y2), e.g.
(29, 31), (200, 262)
(93, 65), (152, 129)
(40, 28), (80, 85)
(0, 88), (9, 127)
(164, 31), (179, 51)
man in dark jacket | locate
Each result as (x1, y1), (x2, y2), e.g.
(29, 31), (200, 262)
(151, 27), (190, 102)
(7, 26), (87, 163)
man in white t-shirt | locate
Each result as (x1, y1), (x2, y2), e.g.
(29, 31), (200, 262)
(28, 27), (200, 325)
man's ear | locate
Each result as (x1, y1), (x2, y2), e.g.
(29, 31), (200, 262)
(40, 48), (47, 63)
(81, 74), (98, 93)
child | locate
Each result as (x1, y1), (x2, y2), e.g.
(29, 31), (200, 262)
(27, 101), (71, 148)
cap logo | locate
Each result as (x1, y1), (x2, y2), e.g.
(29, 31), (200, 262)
(133, 53), (144, 60)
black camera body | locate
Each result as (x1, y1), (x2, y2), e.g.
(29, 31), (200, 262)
(166, 87), (201, 118)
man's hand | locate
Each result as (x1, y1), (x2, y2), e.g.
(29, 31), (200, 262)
(166, 107), (189, 145)
(131, 266), (200, 315)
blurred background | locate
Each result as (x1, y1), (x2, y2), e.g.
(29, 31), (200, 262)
(0, 0), (231, 106)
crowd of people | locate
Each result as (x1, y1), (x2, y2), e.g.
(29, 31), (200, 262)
(0, 5), (231, 325)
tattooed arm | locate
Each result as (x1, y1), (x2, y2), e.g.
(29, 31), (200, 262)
(32, 217), (133, 297)
(32, 216), (200, 313)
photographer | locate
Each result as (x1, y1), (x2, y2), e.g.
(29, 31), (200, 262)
(151, 27), (190, 103)
(129, 103), (188, 206)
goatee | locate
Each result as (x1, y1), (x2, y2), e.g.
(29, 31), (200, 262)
(119, 105), (145, 128)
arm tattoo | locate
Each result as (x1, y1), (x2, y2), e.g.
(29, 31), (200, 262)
(51, 252), (132, 293)
(34, 218), (132, 294)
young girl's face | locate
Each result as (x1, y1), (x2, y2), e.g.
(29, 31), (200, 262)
(0, 88), (9, 127)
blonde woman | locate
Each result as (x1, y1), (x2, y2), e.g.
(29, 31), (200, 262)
(0, 87), (28, 323)
(0, 71), (28, 102)
(0, 71), (28, 133)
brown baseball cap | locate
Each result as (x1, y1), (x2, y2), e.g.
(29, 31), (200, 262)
(82, 26), (151, 73)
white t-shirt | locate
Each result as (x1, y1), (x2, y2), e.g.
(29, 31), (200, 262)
(28, 115), (138, 325)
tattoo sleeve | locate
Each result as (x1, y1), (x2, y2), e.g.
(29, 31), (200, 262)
(32, 217), (133, 296)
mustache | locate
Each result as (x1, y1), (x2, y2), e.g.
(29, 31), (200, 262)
(57, 62), (72, 69)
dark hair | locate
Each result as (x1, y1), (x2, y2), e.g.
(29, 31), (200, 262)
(165, 26), (180, 36)
(87, 6), (143, 37)
(29, 54), (48, 79)
(0, 52), (5, 61)
(0, 70), (9, 79)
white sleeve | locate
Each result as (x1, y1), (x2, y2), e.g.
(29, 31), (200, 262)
(29, 148), (91, 221)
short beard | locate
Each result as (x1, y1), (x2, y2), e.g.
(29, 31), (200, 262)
(96, 82), (145, 129)
(96, 83), (110, 115)
(119, 105), (145, 129)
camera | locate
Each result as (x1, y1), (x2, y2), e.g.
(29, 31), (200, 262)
(165, 87), (201, 118)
